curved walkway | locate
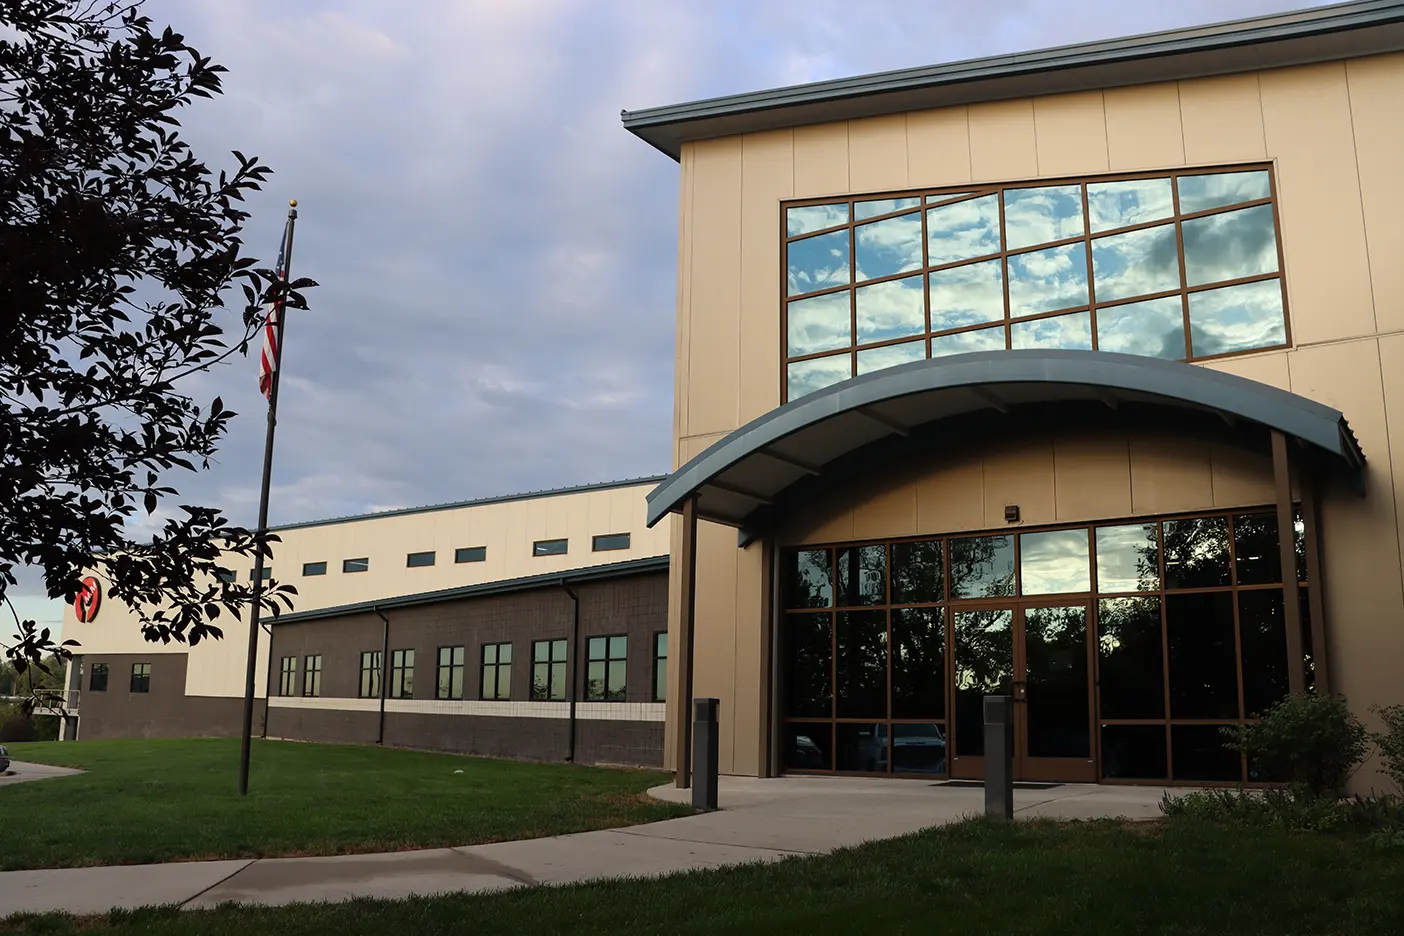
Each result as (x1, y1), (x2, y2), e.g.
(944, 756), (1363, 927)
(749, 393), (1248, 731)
(0, 777), (1175, 916)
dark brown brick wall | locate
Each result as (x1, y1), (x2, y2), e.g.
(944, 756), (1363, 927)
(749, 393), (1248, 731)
(75, 653), (266, 740)
(264, 570), (668, 767)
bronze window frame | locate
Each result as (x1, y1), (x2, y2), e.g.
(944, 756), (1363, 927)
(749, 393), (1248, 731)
(779, 163), (1292, 404)
(480, 642), (513, 701)
(278, 655), (297, 696)
(585, 634), (628, 702)
(389, 648), (414, 699)
(436, 645), (465, 700)
(531, 638), (568, 701)
(357, 650), (382, 699)
(778, 505), (1312, 785)
(129, 662), (151, 694)
(301, 654), (322, 697)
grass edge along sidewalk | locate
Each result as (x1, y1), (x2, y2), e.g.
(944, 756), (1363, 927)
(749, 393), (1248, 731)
(3, 818), (1403, 935)
(0, 737), (688, 871)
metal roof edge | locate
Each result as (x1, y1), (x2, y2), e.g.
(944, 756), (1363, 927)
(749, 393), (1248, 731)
(622, 0), (1404, 159)
(269, 475), (667, 533)
(271, 555), (671, 624)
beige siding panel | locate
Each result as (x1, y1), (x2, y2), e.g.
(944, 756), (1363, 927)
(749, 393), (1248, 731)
(792, 122), (849, 198)
(1178, 73), (1266, 164)
(693, 521), (739, 772)
(983, 440), (1056, 528)
(731, 542), (766, 776)
(685, 137), (744, 437)
(1129, 435), (1214, 515)
(786, 486), (856, 545)
(906, 107), (972, 188)
(847, 114), (909, 195)
(1209, 443), (1276, 509)
(678, 431), (728, 465)
(1033, 91), (1108, 177)
(1053, 435), (1131, 522)
(1200, 351), (1291, 391)
(1261, 63), (1375, 345)
(1347, 53), (1404, 335)
(675, 144), (694, 449)
(1378, 334), (1404, 645)
(739, 130), (792, 424)
(663, 517), (682, 771)
(915, 455), (985, 535)
(1288, 340), (1404, 773)
(967, 99), (1037, 183)
(1103, 83), (1185, 171)
(851, 474), (919, 541)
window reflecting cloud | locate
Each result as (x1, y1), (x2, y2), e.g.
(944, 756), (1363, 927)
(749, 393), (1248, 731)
(1188, 279), (1286, 357)
(787, 353), (852, 400)
(930, 325), (1005, 357)
(856, 275), (924, 344)
(857, 339), (925, 376)
(1095, 524), (1160, 592)
(927, 194), (1000, 265)
(1092, 223), (1179, 303)
(1020, 529), (1091, 594)
(1010, 311), (1092, 350)
(855, 211), (923, 282)
(787, 291), (850, 356)
(929, 259), (1003, 331)
(926, 191), (975, 204)
(1177, 170), (1271, 215)
(1007, 243), (1088, 317)
(1004, 185), (1084, 250)
(1182, 204), (1278, 287)
(855, 196), (920, 221)
(787, 202), (849, 237)
(1087, 178), (1174, 232)
(1096, 296), (1185, 360)
(787, 228), (850, 296)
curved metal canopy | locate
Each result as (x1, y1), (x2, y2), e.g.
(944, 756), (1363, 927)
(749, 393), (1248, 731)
(646, 350), (1365, 531)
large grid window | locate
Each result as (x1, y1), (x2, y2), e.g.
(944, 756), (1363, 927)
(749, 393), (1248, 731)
(302, 655), (322, 697)
(531, 639), (567, 701)
(782, 508), (1309, 783)
(278, 656), (296, 696)
(89, 663), (108, 692)
(586, 635), (627, 702)
(390, 649), (414, 699)
(480, 643), (512, 700)
(783, 165), (1289, 401)
(358, 651), (382, 699)
(129, 663), (150, 693)
(437, 646), (465, 700)
(653, 632), (668, 702)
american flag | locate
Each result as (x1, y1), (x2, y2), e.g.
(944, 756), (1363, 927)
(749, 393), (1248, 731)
(258, 221), (290, 400)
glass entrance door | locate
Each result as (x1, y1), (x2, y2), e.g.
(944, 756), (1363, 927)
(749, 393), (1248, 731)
(951, 602), (1095, 782)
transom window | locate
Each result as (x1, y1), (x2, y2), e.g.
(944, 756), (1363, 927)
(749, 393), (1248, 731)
(783, 165), (1288, 401)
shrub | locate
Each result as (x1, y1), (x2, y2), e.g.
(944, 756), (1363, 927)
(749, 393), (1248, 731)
(1223, 693), (1368, 798)
(1372, 704), (1404, 795)
(1161, 787), (1404, 834)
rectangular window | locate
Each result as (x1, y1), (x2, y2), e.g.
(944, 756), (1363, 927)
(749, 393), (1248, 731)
(586, 635), (627, 702)
(533, 538), (567, 557)
(480, 643), (512, 700)
(592, 533), (631, 552)
(302, 655), (322, 697)
(358, 651), (383, 699)
(89, 662), (109, 692)
(436, 646), (464, 700)
(342, 558), (369, 573)
(250, 567), (272, 581)
(302, 561), (327, 576)
(653, 632), (668, 702)
(531, 639), (567, 701)
(455, 546), (486, 563)
(406, 551), (435, 568)
(278, 656), (297, 696)
(390, 649), (414, 699)
(781, 165), (1288, 402)
(130, 662), (151, 694)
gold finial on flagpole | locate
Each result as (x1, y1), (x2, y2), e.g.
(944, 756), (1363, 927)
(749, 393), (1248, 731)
(289, 199), (298, 207)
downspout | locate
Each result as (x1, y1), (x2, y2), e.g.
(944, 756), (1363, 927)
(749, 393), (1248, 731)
(560, 580), (579, 764)
(375, 607), (390, 745)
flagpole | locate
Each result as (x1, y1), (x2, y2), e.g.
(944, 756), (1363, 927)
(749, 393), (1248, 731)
(238, 200), (298, 797)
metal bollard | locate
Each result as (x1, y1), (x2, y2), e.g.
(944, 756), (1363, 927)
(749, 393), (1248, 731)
(692, 698), (719, 811)
(983, 695), (1014, 820)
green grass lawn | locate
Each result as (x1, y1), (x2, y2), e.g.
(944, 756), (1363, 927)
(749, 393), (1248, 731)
(3, 818), (1401, 935)
(0, 738), (686, 871)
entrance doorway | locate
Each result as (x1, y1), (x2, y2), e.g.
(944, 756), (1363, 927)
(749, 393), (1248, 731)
(950, 602), (1095, 782)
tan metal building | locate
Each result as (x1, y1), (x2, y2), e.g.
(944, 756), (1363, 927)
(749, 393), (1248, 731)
(625, 1), (1404, 790)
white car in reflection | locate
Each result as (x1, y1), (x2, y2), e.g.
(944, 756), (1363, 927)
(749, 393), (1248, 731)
(870, 723), (947, 775)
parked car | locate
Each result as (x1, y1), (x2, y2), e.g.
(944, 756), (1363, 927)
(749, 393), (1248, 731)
(0, 744), (10, 774)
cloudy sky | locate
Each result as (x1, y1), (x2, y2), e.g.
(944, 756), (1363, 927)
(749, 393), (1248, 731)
(15, 0), (1321, 634)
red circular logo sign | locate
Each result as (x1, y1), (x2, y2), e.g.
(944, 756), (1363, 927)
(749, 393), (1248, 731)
(74, 577), (102, 623)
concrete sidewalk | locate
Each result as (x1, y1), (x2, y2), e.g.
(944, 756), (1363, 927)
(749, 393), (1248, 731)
(0, 761), (84, 787)
(0, 776), (1176, 916)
